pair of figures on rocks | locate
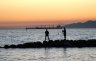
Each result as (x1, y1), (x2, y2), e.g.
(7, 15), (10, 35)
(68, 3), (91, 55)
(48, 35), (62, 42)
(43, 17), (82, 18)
(45, 27), (66, 41)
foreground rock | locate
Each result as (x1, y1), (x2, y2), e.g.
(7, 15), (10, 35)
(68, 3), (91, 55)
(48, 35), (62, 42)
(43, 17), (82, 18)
(3, 39), (96, 48)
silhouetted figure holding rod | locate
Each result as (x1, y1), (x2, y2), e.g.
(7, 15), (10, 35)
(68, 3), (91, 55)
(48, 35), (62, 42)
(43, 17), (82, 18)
(45, 29), (50, 41)
(62, 27), (66, 40)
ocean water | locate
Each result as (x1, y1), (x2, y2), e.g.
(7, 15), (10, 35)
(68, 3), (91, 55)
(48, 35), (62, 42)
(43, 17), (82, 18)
(0, 48), (96, 61)
(0, 28), (96, 46)
(0, 28), (96, 61)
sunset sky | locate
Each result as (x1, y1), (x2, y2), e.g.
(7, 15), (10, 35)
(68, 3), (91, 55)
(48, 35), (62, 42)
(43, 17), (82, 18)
(0, 0), (96, 28)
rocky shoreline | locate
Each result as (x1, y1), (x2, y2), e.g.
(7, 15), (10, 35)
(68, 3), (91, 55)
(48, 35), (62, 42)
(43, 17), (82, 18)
(0, 39), (96, 48)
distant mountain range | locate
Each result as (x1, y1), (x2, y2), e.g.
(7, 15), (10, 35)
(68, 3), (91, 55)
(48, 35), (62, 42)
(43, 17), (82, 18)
(64, 20), (96, 28)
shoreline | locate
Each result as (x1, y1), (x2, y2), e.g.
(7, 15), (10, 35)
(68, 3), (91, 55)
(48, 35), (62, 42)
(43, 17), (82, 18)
(1, 39), (96, 49)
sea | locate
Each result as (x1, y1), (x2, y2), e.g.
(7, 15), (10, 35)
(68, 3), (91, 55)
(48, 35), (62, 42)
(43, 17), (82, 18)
(0, 28), (96, 61)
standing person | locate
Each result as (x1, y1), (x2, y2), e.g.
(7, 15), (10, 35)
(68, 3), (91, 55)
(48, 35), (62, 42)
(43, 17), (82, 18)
(45, 29), (50, 41)
(62, 27), (66, 40)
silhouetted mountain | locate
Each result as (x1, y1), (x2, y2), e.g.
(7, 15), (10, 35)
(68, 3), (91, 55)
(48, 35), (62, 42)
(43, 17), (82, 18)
(65, 20), (96, 28)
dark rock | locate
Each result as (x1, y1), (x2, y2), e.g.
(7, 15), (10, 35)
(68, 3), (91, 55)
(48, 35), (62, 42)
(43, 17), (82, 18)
(2, 39), (96, 49)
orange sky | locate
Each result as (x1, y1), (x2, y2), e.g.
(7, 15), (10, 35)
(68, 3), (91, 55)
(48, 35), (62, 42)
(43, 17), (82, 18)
(0, 0), (96, 28)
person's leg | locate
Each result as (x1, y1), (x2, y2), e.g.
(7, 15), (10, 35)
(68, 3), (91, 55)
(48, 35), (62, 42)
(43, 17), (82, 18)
(48, 35), (50, 40)
(64, 36), (66, 40)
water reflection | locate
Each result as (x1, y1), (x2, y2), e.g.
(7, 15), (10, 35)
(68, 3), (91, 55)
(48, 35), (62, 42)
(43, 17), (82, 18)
(43, 48), (68, 61)
(0, 48), (96, 61)
(63, 48), (67, 61)
(44, 48), (49, 59)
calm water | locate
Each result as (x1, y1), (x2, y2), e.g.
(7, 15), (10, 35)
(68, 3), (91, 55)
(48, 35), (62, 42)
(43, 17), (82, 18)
(0, 28), (96, 46)
(0, 28), (96, 61)
(0, 48), (96, 61)
(0, 29), (96, 46)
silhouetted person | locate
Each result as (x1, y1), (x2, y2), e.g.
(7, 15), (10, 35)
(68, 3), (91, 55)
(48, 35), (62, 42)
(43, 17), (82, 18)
(62, 27), (66, 40)
(45, 29), (50, 41)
